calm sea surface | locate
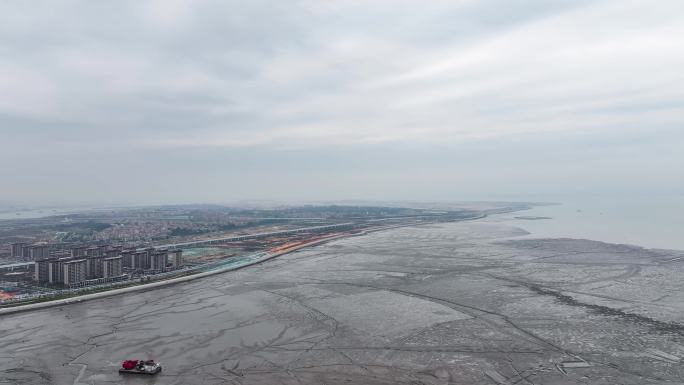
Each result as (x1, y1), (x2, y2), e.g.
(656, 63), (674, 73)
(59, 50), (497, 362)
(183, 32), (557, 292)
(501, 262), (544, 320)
(499, 196), (684, 250)
(0, 208), (85, 220)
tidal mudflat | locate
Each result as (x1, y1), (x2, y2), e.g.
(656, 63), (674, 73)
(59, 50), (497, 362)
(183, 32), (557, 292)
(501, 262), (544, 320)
(2, 219), (684, 384)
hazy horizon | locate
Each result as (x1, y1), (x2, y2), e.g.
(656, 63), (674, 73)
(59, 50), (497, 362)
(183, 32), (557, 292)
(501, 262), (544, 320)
(2, 0), (683, 205)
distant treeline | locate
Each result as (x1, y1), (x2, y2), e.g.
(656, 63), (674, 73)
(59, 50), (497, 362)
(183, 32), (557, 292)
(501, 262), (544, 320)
(53, 221), (112, 232)
(169, 219), (285, 237)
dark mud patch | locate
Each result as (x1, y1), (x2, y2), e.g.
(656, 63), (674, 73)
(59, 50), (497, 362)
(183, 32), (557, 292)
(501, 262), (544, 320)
(528, 285), (684, 335)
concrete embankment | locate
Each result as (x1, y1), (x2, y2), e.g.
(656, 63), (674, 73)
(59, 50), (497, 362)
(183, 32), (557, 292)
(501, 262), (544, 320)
(0, 234), (349, 316)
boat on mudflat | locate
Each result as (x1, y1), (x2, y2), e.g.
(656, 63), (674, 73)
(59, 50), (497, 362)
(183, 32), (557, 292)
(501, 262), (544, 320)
(119, 359), (162, 375)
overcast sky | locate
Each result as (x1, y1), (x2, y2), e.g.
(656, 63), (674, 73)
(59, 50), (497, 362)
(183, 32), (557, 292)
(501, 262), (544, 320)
(1, 0), (682, 206)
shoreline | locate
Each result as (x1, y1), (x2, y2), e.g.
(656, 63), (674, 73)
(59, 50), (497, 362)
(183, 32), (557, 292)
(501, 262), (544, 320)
(0, 233), (351, 316)
(0, 215), (493, 316)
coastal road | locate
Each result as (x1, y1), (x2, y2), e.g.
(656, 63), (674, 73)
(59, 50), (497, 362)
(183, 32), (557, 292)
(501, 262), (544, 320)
(2, 219), (684, 384)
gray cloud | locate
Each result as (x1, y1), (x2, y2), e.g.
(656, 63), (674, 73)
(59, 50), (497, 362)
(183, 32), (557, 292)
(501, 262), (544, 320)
(0, 0), (682, 204)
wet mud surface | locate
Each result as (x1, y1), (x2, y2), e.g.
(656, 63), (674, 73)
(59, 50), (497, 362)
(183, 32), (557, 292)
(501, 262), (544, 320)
(2, 220), (684, 384)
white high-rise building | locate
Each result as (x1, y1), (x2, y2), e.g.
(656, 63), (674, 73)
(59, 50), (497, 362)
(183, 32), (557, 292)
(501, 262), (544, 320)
(103, 256), (123, 278)
(63, 259), (87, 285)
(170, 249), (183, 268)
(150, 251), (167, 271)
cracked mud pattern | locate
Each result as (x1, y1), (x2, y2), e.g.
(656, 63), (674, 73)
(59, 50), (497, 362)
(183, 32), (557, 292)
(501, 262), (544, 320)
(2, 220), (684, 384)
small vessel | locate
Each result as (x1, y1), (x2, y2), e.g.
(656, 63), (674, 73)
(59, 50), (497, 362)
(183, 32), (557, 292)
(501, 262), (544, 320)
(119, 359), (162, 375)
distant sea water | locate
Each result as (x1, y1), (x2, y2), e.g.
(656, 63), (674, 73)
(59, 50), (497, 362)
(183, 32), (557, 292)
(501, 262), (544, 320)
(0, 207), (87, 220)
(498, 196), (684, 251)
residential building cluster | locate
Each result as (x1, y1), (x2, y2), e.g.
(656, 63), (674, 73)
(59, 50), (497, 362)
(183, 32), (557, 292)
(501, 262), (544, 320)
(93, 221), (215, 243)
(10, 242), (51, 260)
(21, 243), (183, 287)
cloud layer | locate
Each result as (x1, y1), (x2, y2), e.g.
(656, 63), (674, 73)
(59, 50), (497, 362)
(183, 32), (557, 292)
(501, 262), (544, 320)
(1, 0), (682, 203)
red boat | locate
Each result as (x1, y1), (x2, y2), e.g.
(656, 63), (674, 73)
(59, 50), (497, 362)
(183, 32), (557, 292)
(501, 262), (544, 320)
(119, 359), (162, 375)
